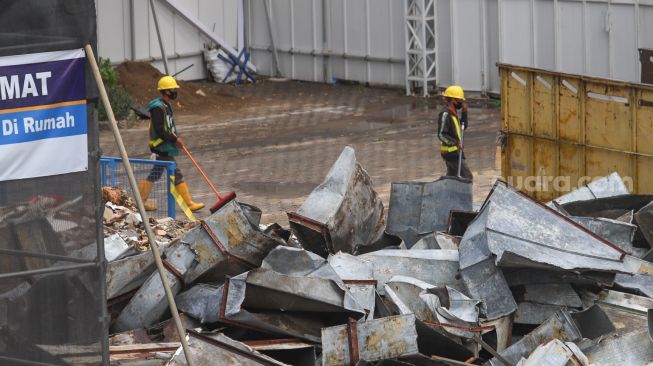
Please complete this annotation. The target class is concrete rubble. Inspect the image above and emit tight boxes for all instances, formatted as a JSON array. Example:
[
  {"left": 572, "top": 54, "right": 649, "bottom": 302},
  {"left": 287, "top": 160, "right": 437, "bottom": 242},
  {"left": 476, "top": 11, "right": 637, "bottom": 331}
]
[{"left": 96, "top": 156, "right": 653, "bottom": 365}]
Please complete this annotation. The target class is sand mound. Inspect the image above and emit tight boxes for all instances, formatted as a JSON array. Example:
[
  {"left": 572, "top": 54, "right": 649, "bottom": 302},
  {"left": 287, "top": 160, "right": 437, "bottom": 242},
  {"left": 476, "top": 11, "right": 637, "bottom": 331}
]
[{"left": 116, "top": 61, "right": 241, "bottom": 114}]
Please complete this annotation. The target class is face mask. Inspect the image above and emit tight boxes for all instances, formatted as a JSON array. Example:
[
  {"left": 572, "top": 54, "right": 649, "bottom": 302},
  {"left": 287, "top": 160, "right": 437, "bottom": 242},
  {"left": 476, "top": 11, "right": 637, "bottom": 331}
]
[
  {"left": 454, "top": 101, "right": 463, "bottom": 110},
  {"left": 167, "top": 91, "right": 178, "bottom": 100}
]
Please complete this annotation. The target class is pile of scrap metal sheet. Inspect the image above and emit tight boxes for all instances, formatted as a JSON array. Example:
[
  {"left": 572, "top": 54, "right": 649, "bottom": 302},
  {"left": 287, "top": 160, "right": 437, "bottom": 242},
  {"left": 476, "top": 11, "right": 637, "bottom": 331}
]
[
  {"left": 288, "top": 146, "right": 385, "bottom": 257},
  {"left": 113, "top": 198, "right": 284, "bottom": 332},
  {"left": 386, "top": 177, "right": 472, "bottom": 247},
  {"left": 103, "top": 160, "right": 653, "bottom": 365}
]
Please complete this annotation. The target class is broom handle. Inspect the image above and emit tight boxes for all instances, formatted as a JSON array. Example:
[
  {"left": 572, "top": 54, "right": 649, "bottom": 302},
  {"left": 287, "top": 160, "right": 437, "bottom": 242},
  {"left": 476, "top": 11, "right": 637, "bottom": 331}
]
[{"left": 179, "top": 142, "right": 222, "bottom": 199}]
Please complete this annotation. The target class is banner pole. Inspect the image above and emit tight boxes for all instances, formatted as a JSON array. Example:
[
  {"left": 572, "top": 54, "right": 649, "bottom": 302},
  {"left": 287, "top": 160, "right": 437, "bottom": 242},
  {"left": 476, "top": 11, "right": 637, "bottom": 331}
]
[{"left": 84, "top": 44, "right": 194, "bottom": 366}]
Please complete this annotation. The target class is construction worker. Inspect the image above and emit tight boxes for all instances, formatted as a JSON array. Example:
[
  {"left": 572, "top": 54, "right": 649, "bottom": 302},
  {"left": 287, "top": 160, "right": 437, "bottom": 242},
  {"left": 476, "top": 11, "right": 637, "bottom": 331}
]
[
  {"left": 437, "top": 85, "right": 473, "bottom": 180},
  {"left": 138, "top": 75, "right": 205, "bottom": 211}
]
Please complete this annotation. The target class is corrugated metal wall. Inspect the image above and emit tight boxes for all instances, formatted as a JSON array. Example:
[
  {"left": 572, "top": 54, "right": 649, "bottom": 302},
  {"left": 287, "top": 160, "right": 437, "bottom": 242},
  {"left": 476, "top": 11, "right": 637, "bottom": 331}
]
[
  {"left": 96, "top": 0, "right": 243, "bottom": 80},
  {"left": 97, "top": 0, "right": 653, "bottom": 92},
  {"left": 247, "top": 0, "right": 653, "bottom": 94},
  {"left": 247, "top": 0, "right": 406, "bottom": 86},
  {"left": 499, "top": 0, "right": 653, "bottom": 85}
]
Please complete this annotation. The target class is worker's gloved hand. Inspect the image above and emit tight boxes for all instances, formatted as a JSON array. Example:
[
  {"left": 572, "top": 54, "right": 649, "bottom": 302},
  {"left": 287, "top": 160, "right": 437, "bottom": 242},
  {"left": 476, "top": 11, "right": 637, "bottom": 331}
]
[{"left": 458, "top": 143, "right": 464, "bottom": 150}]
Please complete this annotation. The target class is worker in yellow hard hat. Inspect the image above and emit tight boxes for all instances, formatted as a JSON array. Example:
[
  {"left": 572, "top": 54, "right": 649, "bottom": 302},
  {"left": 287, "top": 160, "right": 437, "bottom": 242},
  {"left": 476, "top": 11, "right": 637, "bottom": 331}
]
[
  {"left": 138, "top": 75, "right": 205, "bottom": 211},
  {"left": 437, "top": 85, "right": 473, "bottom": 180}
]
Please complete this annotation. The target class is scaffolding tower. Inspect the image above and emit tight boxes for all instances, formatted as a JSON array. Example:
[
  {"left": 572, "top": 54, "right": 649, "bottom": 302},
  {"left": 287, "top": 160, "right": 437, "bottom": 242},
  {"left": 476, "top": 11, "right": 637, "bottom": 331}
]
[{"left": 405, "top": 0, "right": 437, "bottom": 97}]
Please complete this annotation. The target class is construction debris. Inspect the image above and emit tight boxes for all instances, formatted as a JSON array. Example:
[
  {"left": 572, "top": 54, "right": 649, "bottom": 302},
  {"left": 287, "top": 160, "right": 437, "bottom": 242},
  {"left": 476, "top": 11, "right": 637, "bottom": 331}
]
[
  {"left": 288, "top": 146, "right": 385, "bottom": 257},
  {"left": 99, "top": 157, "right": 653, "bottom": 365},
  {"left": 386, "top": 177, "right": 472, "bottom": 247}
]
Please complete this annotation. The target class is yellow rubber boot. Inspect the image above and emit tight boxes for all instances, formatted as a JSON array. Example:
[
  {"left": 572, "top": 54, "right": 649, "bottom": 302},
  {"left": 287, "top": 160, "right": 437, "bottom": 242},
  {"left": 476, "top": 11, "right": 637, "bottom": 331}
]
[
  {"left": 138, "top": 180, "right": 158, "bottom": 211},
  {"left": 176, "top": 182, "right": 205, "bottom": 212}
]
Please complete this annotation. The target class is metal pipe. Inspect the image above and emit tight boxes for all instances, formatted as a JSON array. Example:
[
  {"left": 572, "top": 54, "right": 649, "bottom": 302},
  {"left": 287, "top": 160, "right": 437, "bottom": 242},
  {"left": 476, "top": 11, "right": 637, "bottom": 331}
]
[
  {"left": 248, "top": 45, "right": 404, "bottom": 64},
  {"left": 0, "top": 262, "right": 96, "bottom": 280},
  {"left": 110, "top": 51, "right": 203, "bottom": 67},
  {"left": 150, "top": 0, "right": 170, "bottom": 75},
  {"left": 84, "top": 44, "right": 194, "bottom": 366},
  {"left": 322, "top": 0, "right": 331, "bottom": 83},
  {"left": 263, "top": 0, "right": 281, "bottom": 76},
  {"left": 0, "top": 248, "right": 96, "bottom": 264}
]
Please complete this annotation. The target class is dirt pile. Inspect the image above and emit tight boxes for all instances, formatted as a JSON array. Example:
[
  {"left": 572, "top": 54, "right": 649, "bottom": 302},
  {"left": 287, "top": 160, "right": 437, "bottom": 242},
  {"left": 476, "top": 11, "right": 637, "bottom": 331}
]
[{"left": 115, "top": 61, "right": 244, "bottom": 114}]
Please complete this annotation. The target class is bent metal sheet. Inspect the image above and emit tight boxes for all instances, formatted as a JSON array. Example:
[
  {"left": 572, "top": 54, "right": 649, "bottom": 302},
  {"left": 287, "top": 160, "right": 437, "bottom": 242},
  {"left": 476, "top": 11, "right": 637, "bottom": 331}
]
[{"left": 0, "top": 48, "right": 88, "bottom": 181}]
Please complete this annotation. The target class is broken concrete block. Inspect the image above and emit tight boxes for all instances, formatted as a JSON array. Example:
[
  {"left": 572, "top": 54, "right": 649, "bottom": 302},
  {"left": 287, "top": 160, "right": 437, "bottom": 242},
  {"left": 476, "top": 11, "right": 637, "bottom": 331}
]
[
  {"left": 386, "top": 177, "right": 472, "bottom": 247},
  {"left": 288, "top": 146, "right": 384, "bottom": 257}
]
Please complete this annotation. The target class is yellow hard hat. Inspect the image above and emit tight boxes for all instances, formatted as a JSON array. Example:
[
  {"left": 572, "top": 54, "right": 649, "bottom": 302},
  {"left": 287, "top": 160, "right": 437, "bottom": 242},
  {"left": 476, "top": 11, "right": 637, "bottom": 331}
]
[
  {"left": 157, "top": 75, "right": 180, "bottom": 91},
  {"left": 443, "top": 85, "right": 465, "bottom": 100}
]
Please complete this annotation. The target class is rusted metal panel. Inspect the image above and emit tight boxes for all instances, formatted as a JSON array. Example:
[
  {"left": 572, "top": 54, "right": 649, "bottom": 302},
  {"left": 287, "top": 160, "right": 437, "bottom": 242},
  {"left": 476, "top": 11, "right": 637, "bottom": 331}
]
[
  {"left": 288, "top": 146, "right": 384, "bottom": 257},
  {"left": 506, "top": 70, "right": 531, "bottom": 134},
  {"left": 500, "top": 64, "right": 653, "bottom": 198},
  {"left": 533, "top": 74, "right": 556, "bottom": 138},
  {"left": 321, "top": 314, "right": 473, "bottom": 366}
]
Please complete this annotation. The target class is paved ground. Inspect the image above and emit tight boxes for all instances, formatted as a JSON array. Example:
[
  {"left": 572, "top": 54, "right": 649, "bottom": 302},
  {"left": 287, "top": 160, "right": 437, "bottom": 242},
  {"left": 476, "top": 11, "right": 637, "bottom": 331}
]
[{"left": 100, "top": 80, "right": 501, "bottom": 224}]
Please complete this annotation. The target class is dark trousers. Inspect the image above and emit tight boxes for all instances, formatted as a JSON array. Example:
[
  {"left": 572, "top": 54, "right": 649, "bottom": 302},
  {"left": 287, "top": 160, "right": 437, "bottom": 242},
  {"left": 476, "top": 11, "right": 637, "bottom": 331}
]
[
  {"left": 147, "top": 155, "right": 184, "bottom": 184},
  {"left": 442, "top": 153, "right": 473, "bottom": 180}
]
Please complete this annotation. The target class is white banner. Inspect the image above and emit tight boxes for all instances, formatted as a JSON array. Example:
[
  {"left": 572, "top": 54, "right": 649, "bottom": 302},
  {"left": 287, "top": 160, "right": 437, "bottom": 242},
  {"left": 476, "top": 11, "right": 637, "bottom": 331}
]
[{"left": 0, "top": 48, "right": 88, "bottom": 181}]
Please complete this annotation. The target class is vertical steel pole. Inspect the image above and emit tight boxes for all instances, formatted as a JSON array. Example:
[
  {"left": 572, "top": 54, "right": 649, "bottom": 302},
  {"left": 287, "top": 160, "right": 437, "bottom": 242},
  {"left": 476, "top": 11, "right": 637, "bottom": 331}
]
[
  {"left": 150, "top": 0, "right": 170, "bottom": 75},
  {"left": 263, "top": 0, "right": 282, "bottom": 76},
  {"left": 85, "top": 44, "right": 193, "bottom": 366}
]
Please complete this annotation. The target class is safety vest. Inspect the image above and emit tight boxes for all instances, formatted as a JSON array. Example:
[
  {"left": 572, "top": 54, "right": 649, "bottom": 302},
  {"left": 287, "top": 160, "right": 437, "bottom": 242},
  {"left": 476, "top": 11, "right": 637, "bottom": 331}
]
[
  {"left": 147, "top": 98, "right": 179, "bottom": 156},
  {"left": 440, "top": 114, "right": 462, "bottom": 153}
]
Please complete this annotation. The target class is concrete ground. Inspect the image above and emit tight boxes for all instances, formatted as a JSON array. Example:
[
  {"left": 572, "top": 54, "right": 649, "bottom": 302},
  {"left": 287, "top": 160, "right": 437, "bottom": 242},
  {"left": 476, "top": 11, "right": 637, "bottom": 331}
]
[{"left": 100, "top": 80, "right": 501, "bottom": 224}]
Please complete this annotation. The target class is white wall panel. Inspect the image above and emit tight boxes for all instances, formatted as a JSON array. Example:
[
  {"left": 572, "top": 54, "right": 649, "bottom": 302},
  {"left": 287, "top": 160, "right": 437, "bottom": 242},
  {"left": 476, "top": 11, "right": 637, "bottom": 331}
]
[
  {"left": 248, "top": 0, "right": 405, "bottom": 87},
  {"left": 533, "top": 0, "right": 554, "bottom": 70},
  {"left": 586, "top": 2, "right": 610, "bottom": 77},
  {"left": 97, "top": 0, "right": 243, "bottom": 81},
  {"left": 98, "top": 0, "right": 653, "bottom": 93}
]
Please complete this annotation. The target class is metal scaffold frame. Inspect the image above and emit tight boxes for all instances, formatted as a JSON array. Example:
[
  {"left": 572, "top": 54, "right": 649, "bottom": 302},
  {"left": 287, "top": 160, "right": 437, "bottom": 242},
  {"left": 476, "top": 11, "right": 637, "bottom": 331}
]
[{"left": 404, "top": 0, "right": 437, "bottom": 97}]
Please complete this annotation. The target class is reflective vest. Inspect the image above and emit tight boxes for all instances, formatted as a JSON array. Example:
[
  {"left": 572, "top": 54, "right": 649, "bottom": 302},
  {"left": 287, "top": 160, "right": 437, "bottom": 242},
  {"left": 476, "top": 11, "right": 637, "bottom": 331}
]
[
  {"left": 147, "top": 98, "right": 179, "bottom": 156},
  {"left": 440, "top": 114, "right": 462, "bottom": 153}
]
